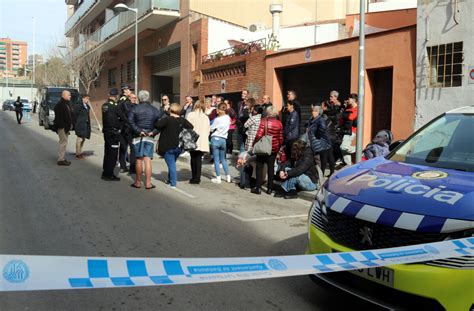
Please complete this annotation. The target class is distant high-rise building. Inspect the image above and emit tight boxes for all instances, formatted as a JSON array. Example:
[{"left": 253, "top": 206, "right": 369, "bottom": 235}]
[
  {"left": 0, "top": 38, "right": 28, "bottom": 78},
  {"left": 28, "top": 54, "right": 44, "bottom": 68}
]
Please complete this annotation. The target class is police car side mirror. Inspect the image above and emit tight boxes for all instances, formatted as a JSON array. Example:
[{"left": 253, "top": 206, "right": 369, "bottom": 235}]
[{"left": 389, "top": 140, "right": 404, "bottom": 151}]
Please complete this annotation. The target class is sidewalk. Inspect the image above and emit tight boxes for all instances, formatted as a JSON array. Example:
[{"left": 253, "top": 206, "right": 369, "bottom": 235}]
[{"left": 176, "top": 153, "right": 318, "bottom": 202}]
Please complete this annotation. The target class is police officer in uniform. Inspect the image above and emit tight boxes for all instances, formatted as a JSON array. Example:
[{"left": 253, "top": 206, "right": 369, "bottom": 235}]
[
  {"left": 118, "top": 83, "right": 134, "bottom": 173},
  {"left": 101, "top": 88, "right": 123, "bottom": 181}
]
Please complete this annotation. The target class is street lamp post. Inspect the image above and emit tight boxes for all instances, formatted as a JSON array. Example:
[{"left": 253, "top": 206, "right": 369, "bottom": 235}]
[
  {"left": 113, "top": 3, "right": 138, "bottom": 92},
  {"left": 355, "top": 0, "right": 366, "bottom": 163},
  {"left": 32, "top": 17, "right": 36, "bottom": 104}
]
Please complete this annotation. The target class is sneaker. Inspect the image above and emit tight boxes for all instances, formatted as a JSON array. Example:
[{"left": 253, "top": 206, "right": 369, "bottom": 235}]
[
  {"left": 57, "top": 160, "right": 71, "bottom": 166},
  {"left": 168, "top": 185, "right": 176, "bottom": 189},
  {"left": 211, "top": 177, "right": 222, "bottom": 184},
  {"left": 225, "top": 175, "right": 231, "bottom": 183}
]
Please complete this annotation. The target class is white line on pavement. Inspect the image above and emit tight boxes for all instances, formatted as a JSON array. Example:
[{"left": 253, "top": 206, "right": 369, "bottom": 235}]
[
  {"left": 171, "top": 186, "right": 196, "bottom": 199},
  {"left": 220, "top": 210, "right": 307, "bottom": 222}
]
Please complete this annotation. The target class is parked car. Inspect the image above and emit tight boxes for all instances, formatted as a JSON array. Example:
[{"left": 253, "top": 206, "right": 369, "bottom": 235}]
[
  {"left": 2, "top": 100, "right": 15, "bottom": 111},
  {"left": 307, "top": 106, "right": 474, "bottom": 310},
  {"left": 20, "top": 99, "right": 31, "bottom": 112},
  {"left": 38, "top": 87, "right": 79, "bottom": 129}
]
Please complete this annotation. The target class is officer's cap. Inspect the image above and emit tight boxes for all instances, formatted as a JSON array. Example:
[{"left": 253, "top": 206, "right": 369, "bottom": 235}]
[
  {"left": 109, "top": 88, "right": 119, "bottom": 96},
  {"left": 121, "top": 83, "right": 130, "bottom": 90}
]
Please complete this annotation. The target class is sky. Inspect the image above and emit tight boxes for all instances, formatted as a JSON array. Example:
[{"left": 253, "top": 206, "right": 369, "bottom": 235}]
[{"left": 0, "top": 0, "right": 67, "bottom": 58}]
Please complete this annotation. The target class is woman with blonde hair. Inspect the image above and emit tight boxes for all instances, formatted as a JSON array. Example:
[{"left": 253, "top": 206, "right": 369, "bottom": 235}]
[{"left": 186, "top": 100, "right": 211, "bottom": 184}]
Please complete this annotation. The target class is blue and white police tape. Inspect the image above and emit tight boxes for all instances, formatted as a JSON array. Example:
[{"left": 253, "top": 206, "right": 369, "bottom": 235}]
[{"left": 1, "top": 237, "right": 473, "bottom": 291}]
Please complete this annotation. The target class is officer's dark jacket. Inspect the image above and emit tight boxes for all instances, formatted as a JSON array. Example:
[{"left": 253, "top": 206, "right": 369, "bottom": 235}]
[
  {"left": 284, "top": 109, "right": 300, "bottom": 142},
  {"left": 102, "top": 99, "right": 123, "bottom": 133},
  {"left": 118, "top": 95, "right": 132, "bottom": 120},
  {"left": 128, "top": 101, "right": 160, "bottom": 137}
]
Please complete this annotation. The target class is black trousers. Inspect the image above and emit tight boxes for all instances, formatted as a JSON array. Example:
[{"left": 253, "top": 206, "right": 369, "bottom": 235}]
[
  {"left": 285, "top": 139, "right": 296, "bottom": 160},
  {"left": 315, "top": 148, "right": 335, "bottom": 177},
  {"left": 256, "top": 153, "right": 277, "bottom": 190},
  {"left": 332, "top": 142, "right": 343, "bottom": 163},
  {"left": 190, "top": 150, "right": 203, "bottom": 182},
  {"left": 102, "top": 134, "right": 119, "bottom": 177},
  {"left": 226, "top": 129, "right": 234, "bottom": 154},
  {"left": 15, "top": 111, "right": 23, "bottom": 124}
]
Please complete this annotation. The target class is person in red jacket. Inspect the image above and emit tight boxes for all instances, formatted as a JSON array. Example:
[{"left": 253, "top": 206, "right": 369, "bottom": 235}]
[
  {"left": 339, "top": 93, "right": 358, "bottom": 165},
  {"left": 251, "top": 106, "right": 284, "bottom": 195}
]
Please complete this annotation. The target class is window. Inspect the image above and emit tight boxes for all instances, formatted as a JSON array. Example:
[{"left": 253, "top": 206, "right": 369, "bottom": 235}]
[
  {"left": 120, "top": 64, "right": 124, "bottom": 84},
  {"left": 108, "top": 68, "right": 117, "bottom": 87},
  {"left": 191, "top": 43, "right": 198, "bottom": 71},
  {"left": 94, "top": 73, "right": 101, "bottom": 88},
  {"left": 427, "top": 42, "right": 463, "bottom": 87},
  {"left": 126, "top": 59, "right": 136, "bottom": 82}
]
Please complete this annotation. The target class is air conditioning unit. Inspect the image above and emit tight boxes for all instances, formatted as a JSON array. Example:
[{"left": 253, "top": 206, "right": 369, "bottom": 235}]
[{"left": 248, "top": 22, "right": 266, "bottom": 32}]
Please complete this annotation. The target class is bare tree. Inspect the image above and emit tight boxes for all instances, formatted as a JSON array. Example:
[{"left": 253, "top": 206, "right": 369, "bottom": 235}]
[{"left": 76, "top": 46, "right": 105, "bottom": 95}]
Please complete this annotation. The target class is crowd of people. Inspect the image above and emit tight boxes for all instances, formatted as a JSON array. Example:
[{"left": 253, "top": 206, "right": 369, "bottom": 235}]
[{"left": 51, "top": 85, "right": 382, "bottom": 199}]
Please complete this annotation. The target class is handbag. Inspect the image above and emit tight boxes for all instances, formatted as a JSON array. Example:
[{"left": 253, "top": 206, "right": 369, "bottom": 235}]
[
  {"left": 252, "top": 120, "right": 273, "bottom": 156},
  {"left": 179, "top": 125, "right": 200, "bottom": 151}
]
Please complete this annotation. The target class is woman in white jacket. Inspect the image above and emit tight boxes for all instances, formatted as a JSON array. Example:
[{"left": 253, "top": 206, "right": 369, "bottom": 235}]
[{"left": 186, "top": 101, "right": 211, "bottom": 184}]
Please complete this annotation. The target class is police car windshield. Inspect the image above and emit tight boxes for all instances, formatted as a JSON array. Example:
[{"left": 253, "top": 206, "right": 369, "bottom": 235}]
[{"left": 389, "top": 114, "right": 474, "bottom": 172}]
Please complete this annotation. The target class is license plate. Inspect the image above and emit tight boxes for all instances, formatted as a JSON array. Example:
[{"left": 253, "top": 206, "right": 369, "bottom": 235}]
[{"left": 349, "top": 267, "right": 394, "bottom": 287}]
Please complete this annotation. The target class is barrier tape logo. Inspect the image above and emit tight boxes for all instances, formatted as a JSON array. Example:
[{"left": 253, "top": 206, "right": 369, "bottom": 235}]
[{"left": 3, "top": 260, "right": 30, "bottom": 283}]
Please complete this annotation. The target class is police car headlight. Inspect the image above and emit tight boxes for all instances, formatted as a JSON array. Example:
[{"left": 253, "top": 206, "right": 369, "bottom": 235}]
[{"left": 308, "top": 186, "right": 328, "bottom": 239}]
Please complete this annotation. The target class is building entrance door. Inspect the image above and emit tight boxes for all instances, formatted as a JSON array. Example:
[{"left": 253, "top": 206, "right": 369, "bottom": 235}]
[{"left": 369, "top": 68, "right": 393, "bottom": 138}]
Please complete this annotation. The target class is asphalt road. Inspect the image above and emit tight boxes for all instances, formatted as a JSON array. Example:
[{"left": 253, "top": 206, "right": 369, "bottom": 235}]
[{"left": 0, "top": 111, "right": 378, "bottom": 311}]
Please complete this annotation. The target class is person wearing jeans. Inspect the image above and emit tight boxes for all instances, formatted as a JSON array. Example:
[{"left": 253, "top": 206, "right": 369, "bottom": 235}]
[
  {"left": 281, "top": 173, "right": 317, "bottom": 193},
  {"left": 155, "top": 103, "right": 193, "bottom": 188},
  {"left": 163, "top": 147, "right": 182, "bottom": 187},
  {"left": 275, "top": 140, "right": 319, "bottom": 199},
  {"left": 210, "top": 102, "right": 231, "bottom": 184}
]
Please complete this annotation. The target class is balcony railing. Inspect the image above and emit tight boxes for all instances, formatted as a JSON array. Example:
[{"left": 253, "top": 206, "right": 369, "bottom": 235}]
[
  {"left": 202, "top": 38, "right": 266, "bottom": 64},
  {"left": 65, "top": 0, "right": 98, "bottom": 34},
  {"left": 74, "top": 0, "right": 179, "bottom": 55}
]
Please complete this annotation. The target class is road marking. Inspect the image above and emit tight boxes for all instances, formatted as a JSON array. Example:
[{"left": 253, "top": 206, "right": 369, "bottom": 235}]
[
  {"left": 221, "top": 210, "right": 307, "bottom": 222},
  {"left": 171, "top": 186, "right": 196, "bottom": 199}
]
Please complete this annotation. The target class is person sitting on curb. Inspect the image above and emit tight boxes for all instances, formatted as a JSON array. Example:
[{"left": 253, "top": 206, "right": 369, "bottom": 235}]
[{"left": 274, "top": 139, "right": 319, "bottom": 199}]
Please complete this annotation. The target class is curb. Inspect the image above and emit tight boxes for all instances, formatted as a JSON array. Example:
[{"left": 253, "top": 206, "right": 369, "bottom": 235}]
[{"left": 176, "top": 155, "right": 315, "bottom": 203}]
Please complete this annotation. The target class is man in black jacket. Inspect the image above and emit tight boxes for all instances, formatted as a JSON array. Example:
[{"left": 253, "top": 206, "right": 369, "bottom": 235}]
[
  {"left": 54, "top": 90, "right": 73, "bottom": 166},
  {"left": 118, "top": 83, "right": 133, "bottom": 173},
  {"left": 283, "top": 101, "right": 300, "bottom": 157},
  {"left": 101, "top": 88, "right": 123, "bottom": 181},
  {"left": 281, "top": 90, "right": 301, "bottom": 127},
  {"left": 14, "top": 96, "right": 24, "bottom": 124}
]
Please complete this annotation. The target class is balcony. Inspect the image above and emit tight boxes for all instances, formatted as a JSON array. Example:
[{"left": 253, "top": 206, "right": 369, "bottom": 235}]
[
  {"left": 74, "top": 0, "right": 180, "bottom": 56},
  {"left": 202, "top": 38, "right": 267, "bottom": 64},
  {"left": 65, "top": 0, "right": 98, "bottom": 35}
]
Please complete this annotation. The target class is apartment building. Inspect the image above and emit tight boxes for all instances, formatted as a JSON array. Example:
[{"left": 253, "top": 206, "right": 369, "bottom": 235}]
[
  {"left": 415, "top": 0, "right": 474, "bottom": 129},
  {"left": 0, "top": 38, "right": 28, "bottom": 78},
  {"left": 64, "top": 0, "right": 391, "bottom": 110}
]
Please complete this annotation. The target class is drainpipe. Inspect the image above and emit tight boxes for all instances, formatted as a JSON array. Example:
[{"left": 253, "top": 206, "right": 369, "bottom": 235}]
[{"left": 269, "top": 3, "right": 283, "bottom": 43}]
